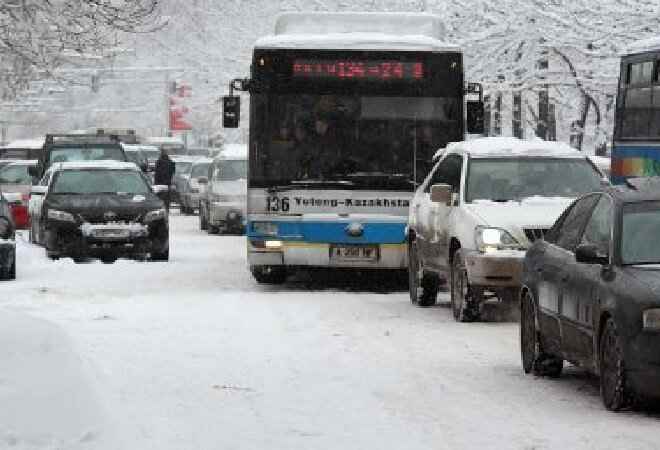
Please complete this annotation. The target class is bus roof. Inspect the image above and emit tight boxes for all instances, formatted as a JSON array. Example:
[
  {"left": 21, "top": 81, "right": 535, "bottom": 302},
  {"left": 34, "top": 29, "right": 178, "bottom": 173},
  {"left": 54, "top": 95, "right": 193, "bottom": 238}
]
[
  {"left": 626, "top": 37, "right": 660, "bottom": 55},
  {"left": 255, "top": 12, "right": 459, "bottom": 52}
]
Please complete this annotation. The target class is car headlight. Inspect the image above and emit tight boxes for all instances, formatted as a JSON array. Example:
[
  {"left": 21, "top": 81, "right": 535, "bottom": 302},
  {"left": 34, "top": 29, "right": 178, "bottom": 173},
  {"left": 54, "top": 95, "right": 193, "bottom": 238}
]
[
  {"left": 0, "top": 217, "right": 11, "bottom": 239},
  {"left": 643, "top": 309, "right": 660, "bottom": 330},
  {"left": 252, "top": 221, "right": 278, "bottom": 237},
  {"left": 47, "top": 209, "right": 76, "bottom": 223},
  {"left": 475, "top": 226, "right": 521, "bottom": 253},
  {"left": 144, "top": 208, "right": 167, "bottom": 222}
]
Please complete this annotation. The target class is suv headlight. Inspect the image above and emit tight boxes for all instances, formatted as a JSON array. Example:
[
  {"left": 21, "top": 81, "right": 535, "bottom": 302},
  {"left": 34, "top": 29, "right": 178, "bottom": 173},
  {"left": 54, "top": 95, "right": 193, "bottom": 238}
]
[
  {"left": 252, "top": 221, "right": 278, "bottom": 236},
  {"left": 47, "top": 209, "right": 76, "bottom": 223},
  {"left": 475, "top": 226, "right": 521, "bottom": 253},
  {"left": 144, "top": 208, "right": 167, "bottom": 222},
  {"left": 643, "top": 309, "right": 660, "bottom": 330}
]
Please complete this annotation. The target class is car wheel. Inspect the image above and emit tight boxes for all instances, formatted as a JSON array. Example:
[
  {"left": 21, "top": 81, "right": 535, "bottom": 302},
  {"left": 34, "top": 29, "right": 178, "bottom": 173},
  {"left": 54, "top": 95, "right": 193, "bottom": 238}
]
[
  {"left": 520, "top": 290, "right": 563, "bottom": 377},
  {"left": 600, "top": 317, "right": 632, "bottom": 411},
  {"left": 208, "top": 225, "right": 219, "bottom": 235},
  {"left": 0, "top": 255, "right": 15, "bottom": 280},
  {"left": 200, "top": 207, "right": 208, "bottom": 231},
  {"left": 408, "top": 240, "right": 439, "bottom": 307},
  {"left": 450, "top": 250, "right": 482, "bottom": 322},
  {"left": 150, "top": 248, "right": 169, "bottom": 262},
  {"left": 30, "top": 220, "right": 37, "bottom": 244},
  {"left": 251, "top": 266, "right": 287, "bottom": 284},
  {"left": 100, "top": 257, "right": 116, "bottom": 264}
]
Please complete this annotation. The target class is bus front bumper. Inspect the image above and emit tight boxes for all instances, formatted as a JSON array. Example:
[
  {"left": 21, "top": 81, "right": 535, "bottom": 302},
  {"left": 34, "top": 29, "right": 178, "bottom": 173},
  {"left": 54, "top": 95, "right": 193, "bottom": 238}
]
[{"left": 247, "top": 240, "right": 407, "bottom": 269}]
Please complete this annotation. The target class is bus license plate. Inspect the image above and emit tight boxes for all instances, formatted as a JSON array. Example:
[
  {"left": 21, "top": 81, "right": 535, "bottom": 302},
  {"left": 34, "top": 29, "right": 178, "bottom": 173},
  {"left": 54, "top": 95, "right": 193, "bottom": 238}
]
[{"left": 330, "top": 245, "right": 378, "bottom": 262}]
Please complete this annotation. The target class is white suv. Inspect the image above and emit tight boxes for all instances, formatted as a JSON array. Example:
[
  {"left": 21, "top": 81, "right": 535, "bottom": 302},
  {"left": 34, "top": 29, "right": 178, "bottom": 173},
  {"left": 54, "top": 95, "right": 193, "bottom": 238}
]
[{"left": 407, "top": 137, "right": 606, "bottom": 321}]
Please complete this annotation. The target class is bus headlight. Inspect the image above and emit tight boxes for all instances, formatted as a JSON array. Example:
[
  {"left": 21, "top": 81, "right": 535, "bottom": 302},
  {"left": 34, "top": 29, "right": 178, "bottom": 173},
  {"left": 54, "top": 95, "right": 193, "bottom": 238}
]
[
  {"left": 475, "top": 226, "right": 520, "bottom": 253},
  {"left": 252, "top": 221, "right": 278, "bottom": 237}
]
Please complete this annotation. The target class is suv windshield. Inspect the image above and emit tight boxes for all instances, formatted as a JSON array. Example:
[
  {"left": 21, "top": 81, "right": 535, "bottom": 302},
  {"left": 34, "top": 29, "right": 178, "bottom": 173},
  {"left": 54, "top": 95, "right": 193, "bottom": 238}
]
[
  {"left": 465, "top": 158, "right": 603, "bottom": 202},
  {"left": 51, "top": 169, "right": 150, "bottom": 195},
  {"left": 622, "top": 201, "right": 660, "bottom": 265},
  {"left": 217, "top": 160, "right": 247, "bottom": 181},
  {"left": 48, "top": 146, "right": 125, "bottom": 164}
]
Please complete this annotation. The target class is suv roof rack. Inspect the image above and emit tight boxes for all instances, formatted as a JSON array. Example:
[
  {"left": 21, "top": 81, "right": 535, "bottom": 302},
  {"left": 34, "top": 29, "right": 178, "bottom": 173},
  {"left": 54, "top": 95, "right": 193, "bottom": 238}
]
[{"left": 45, "top": 133, "right": 120, "bottom": 145}]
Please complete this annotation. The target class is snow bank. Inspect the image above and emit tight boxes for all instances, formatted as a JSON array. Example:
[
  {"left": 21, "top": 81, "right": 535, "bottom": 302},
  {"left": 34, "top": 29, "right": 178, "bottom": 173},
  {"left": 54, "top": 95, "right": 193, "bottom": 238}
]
[
  {"left": 0, "top": 309, "right": 112, "bottom": 450},
  {"left": 257, "top": 12, "right": 458, "bottom": 52}
]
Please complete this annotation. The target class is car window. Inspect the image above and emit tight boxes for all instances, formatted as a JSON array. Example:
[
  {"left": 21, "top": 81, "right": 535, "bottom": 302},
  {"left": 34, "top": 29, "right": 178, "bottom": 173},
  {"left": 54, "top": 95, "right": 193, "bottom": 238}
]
[
  {"left": 0, "top": 164, "right": 31, "bottom": 184},
  {"left": 216, "top": 160, "right": 247, "bottom": 181},
  {"left": 555, "top": 195, "right": 599, "bottom": 251},
  {"left": 425, "top": 154, "right": 463, "bottom": 193},
  {"left": 580, "top": 195, "right": 613, "bottom": 257}
]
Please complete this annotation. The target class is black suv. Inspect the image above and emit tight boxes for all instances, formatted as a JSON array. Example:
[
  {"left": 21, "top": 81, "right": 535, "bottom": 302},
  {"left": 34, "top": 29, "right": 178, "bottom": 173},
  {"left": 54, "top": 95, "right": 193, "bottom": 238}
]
[
  {"left": 0, "top": 189, "right": 16, "bottom": 279},
  {"left": 31, "top": 133, "right": 128, "bottom": 180},
  {"left": 42, "top": 162, "right": 169, "bottom": 263}
]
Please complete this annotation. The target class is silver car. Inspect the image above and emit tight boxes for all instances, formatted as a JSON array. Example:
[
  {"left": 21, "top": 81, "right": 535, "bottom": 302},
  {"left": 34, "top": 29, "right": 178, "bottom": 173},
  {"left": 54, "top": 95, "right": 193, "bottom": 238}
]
[
  {"left": 199, "top": 151, "right": 247, "bottom": 234},
  {"left": 179, "top": 158, "right": 212, "bottom": 215}
]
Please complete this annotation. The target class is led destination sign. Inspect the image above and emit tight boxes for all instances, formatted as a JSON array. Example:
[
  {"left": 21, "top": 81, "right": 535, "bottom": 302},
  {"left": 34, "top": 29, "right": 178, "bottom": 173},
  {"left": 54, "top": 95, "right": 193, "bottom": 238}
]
[{"left": 292, "top": 59, "right": 424, "bottom": 81}]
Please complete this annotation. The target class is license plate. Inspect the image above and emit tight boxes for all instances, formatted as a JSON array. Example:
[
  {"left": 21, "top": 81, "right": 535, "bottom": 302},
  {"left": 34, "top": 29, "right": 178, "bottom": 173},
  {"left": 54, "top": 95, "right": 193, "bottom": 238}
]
[
  {"left": 93, "top": 229, "right": 130, "bottom": 239},
  {"left": 329, "top": 245, "right": 379, "bottom": 262}
]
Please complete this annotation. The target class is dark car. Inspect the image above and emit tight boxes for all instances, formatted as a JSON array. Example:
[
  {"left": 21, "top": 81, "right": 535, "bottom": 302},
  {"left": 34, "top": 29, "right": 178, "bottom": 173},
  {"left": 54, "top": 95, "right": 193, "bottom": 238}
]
[
  {"left": 31, "top": 133, "right": 128, "bottom": 179},
  {"left": 41, "top": 162, "right": 169, "bottom": 263},
  {"left": 0, "top": 189, "right": 16, "bottom": 280},
  {"left": 521, "top": 183, "right": 660, "bottom": 410}
]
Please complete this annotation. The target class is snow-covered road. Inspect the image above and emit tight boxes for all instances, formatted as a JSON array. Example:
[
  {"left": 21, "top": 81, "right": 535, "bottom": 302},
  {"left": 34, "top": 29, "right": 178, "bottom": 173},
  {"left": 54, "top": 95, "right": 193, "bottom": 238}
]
[{"left": 2, "top": 213, "right": 660, "bottom": 450}]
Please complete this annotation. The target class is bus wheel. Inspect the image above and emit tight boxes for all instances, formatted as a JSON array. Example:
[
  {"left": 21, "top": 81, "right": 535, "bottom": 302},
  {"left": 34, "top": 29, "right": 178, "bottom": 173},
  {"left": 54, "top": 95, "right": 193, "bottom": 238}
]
[{"left": 251, "top": 266, "right": 287, "bottom": 285}]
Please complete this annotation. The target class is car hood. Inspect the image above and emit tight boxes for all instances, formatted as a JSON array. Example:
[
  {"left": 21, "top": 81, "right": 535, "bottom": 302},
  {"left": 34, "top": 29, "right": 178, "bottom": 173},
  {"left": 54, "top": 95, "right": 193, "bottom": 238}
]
[
  {"left": 463, "top": 197, "right": 574, "bottom": 244},
  {"left": 45, "top": 193, "right": 163, "bottom": 222},
  {"left": 0, "top": 184, "right": 30, "bottom": 198}
]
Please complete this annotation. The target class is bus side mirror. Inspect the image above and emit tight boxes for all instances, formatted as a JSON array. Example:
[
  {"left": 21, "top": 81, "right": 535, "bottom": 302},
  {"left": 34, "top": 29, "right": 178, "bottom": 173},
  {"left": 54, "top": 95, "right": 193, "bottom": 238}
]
[
  {"left": 467, "top": 101, "right": 485, "bottom": 134},
  {"left": 223, "top": 96, "right": 240, "bottom": 128}
]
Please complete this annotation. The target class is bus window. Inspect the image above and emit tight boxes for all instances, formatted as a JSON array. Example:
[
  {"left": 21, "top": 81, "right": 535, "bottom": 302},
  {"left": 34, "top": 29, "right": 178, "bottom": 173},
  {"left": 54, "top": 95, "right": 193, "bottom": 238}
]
[{"left": 628, "top": 61, "right": 654, "bottom": 85}]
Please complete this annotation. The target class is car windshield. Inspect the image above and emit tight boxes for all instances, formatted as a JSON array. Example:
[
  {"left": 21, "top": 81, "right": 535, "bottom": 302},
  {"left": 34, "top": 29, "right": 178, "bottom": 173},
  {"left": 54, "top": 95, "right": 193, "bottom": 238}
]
[
  {"left": 217, "top": 160, "right": 247, "bottom": 181},
  {"left": 175, "top": 162, "right": 193, "bottom": 175},
  {"left": 0, "top": 164, "right": 32, "bottom": 185},
  {"left": 191, "top": 163, "right": 210, "bottom": 178},
  {"left": 621, "top": 201, "right": 660, "bottom": 264},
  {"left": 465, "top": 158, "right": 603, "bottom": 202},
  {"left": 51, "top": 169, "right": 150, "bottom": 195},
  {"left": 49, "top": 146, "right": 125, "bottom": 164}
]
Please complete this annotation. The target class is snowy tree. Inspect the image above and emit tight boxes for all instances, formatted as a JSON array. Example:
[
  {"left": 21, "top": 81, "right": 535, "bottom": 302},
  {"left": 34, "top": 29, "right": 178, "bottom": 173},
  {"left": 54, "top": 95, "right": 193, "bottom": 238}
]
[{"left": 0, "top": 0, "right": 161, "bottom": 100}]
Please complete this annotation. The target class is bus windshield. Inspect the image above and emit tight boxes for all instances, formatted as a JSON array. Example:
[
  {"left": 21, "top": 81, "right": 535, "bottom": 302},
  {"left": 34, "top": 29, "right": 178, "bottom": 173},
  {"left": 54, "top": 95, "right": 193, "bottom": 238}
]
[{"left": 253, "top": 94, "right": 460, "bottom": 190}]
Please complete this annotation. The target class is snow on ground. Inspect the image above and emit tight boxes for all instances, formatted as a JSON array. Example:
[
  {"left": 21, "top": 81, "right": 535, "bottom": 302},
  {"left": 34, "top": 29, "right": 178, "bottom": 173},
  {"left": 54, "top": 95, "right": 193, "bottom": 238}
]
[{"left": 2, "top": 212, "right": 660, "bottom": 449}]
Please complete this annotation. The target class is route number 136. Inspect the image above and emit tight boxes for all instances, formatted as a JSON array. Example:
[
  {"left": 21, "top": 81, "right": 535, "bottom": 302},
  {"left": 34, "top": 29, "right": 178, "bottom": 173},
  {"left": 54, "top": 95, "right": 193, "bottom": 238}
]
[{"left": 267, "top": 196, "right": 290, "bottom": 212}]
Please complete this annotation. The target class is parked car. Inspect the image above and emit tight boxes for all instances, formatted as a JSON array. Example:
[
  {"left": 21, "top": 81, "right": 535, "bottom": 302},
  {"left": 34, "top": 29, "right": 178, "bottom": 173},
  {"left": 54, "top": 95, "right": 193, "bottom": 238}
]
[
  {"left": 0, "top": 160, "right": 37, "bottom": 229},
  {"left": 144, "top": 136, "right": 185, "bottom": 156},
  {"left": 521, "top": 181, "right": 660, "bottom": 410},
  {"left": 199, "top": 146, "right": 247, "bottom": 234},
  {"left": 0, "top": 138, "right": 44, "bottom": 161},
  {"left": 407, "top": 137, "right": 605, "bottom": 320},
  {"left": 122, "top": 144, "right": 150, "bottom": 172},
  {"left": 179, "top": 158, "right": 212, "bottom": 214},
  {"left": 0, "top": 189, "right": 16, "bottom": 280},
  {"left": 170, "top": 155, "right": 199, "bottom": 205},
  {"left": 31, "top": 133, "right": 128, "bottom": 180},
  {"left": 31, "top": 161, "right": 169, "bottom": 263}
]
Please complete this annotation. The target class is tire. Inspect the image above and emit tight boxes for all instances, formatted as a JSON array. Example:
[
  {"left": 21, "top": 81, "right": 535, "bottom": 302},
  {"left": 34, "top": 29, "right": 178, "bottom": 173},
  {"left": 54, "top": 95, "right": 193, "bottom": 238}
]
[
  {"left": 100, "top": 257, "right": 116, "bottom": 264},
  {"left": 520, "top": 289, "right": 563, "bottom": 377},
  {"left": 450, "top": 250, "right": 482, "bottom": 322},
  {"left": 30, "top": 220, "right": 37, "bottom": 244},
  {"left": 600, "top": 317, "right": 632, "bottom": 411},
  {"left": 150, "top": 248, "right": 169, "bottom": 262},
  {"left": 251, "top": 266, "right": 287, "bottom": 284},
  {"left": 208, "top": 225, "right": 219, "bottom": 235},
  {"left": 408, "top": 240, "right": 439, "bottom": 307},
  {"left": 200, "top": 205, "right": 208, "bottom": 231},
  {"left": 0, "top": 256, "right": 15, "bottom": 280}
]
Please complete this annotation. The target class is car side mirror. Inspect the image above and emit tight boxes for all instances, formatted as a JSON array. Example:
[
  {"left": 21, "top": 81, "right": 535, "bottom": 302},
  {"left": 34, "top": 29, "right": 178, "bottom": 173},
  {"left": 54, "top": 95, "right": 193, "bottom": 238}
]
[
  {"left": 30, "top": 186, "right": 47, "bottom": 196},
  {"left": 197, "top": 176, "right": 208, "bottom": 184},
  {"left": 152, "top": 185, "right": 169, "bottom": 194},
  {"left": 430, "top": 183, "right": 453, "bottom": 206},
  {"left": 575, "top": 244, "right": 609, "bottom": 265}
]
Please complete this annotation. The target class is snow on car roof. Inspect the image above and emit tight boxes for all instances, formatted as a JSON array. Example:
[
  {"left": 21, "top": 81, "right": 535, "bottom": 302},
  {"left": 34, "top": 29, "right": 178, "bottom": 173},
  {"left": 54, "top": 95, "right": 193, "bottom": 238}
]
[
  {"left": 144, "top": 136, "right": 184, "bottom": 145},
  {"left": 626, "top": 37, "right": 660, "bottom": 55},
  {"left": 217, "top": 143, "right": 247, "bottom": 160},
  {"left": 51, "top": 161, "right": 140, "bottom": 171},
  {"left": 170, "top": 155, "right": 203, "bottom": 163},
  {"left": 122, "top": 144, "right": 158, "bottom": 151},
  {"left": 3, "top": 160, "right": 37, "bottom": 166},
  {"left": 256, "top": 12, "right": 459, "bottom": 52},
  {"left": 2, "top": 138, "right": 44, "bottom": 149},
  {"left": 448, "top": 137, "right": 583, "bottom": 159}
]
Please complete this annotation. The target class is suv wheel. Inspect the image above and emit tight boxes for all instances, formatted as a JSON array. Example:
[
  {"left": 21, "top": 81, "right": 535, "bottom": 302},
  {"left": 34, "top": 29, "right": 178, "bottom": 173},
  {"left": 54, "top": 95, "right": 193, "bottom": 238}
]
[
  {"left": 251, "top": 266, "right": 287, "bottom": 284},
  {"left": 200, "top": 206, "right": 208, "bottom": 230},
  {"left": 450, "top": 250, "right": 482, "bottom": 322},
  {"left": 408, "top": 240, "right": 439, "bottom": 307}
]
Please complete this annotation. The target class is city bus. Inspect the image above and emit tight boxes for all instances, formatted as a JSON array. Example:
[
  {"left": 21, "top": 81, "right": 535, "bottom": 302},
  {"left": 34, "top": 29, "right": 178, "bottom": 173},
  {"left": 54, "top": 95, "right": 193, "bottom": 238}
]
[
  {"left": 224, "top": 12, "right": 482, "bottom": 284},
  {"left": 612, "top": 38, "right": 660, "bottom": 183}
]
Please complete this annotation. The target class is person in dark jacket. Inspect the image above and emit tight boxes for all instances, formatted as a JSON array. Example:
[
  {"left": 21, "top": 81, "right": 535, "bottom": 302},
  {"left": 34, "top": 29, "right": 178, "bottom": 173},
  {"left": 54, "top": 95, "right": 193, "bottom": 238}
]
[{"left": 154, "top": 148, "right": 176, "bottom": 212}]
